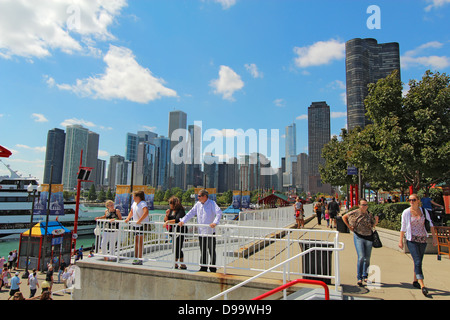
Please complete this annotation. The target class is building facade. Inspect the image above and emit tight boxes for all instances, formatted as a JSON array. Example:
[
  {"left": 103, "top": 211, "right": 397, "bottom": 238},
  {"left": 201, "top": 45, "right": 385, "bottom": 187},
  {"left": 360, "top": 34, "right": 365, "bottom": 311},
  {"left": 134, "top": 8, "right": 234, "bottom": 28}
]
[
  {"left": 308, "top": 102, "right": 332, "bottom": 195},
  {"left": 43, "top": 128, "right": 65, "bottom": 184},
  {"left": 346, "top": 38, "right": 400, "bottom": 131}
]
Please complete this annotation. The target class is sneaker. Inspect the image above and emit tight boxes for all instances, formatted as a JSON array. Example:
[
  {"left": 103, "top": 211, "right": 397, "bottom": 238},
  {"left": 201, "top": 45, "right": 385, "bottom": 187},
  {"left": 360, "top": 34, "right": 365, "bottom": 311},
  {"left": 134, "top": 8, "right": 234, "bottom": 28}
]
[{"left": 132, "top": 259, "right": 143, "bottom": 265}]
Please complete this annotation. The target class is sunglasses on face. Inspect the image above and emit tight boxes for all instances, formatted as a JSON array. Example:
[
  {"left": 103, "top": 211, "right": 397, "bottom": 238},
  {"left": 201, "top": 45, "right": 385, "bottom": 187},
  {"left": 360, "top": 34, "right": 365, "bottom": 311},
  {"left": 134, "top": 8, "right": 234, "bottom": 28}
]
[
  {"left": 360, "top": 204, "right": 368, "bottom": 206},
  {"left": 408, "top": 199, "right": 417, "bottom": 202}
]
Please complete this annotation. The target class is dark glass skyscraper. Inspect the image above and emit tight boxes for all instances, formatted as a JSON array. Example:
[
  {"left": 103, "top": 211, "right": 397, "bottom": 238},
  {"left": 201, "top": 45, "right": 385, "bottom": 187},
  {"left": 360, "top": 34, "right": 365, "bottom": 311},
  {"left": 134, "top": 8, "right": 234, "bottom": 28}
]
[
  {"left": 346, "top": 38, "right": 400, "bottom": 131},
  {"left": 43, "top": 128, "right": 65, "bottom": 184},
  {"left": 308, "top": 101, "right": 332, "bottom": 195}
]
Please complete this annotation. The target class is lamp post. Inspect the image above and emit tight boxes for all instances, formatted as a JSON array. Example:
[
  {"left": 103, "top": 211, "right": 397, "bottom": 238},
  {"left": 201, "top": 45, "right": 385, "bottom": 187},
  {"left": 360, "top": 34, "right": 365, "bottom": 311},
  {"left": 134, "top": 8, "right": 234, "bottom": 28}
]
[{"left": 23, "top": 183, "right": 42, "bottom": 279}]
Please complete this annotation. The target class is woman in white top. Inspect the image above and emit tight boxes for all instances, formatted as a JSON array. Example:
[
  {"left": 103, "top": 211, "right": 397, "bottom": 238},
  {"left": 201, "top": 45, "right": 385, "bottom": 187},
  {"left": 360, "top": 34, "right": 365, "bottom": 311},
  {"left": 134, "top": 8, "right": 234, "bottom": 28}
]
[
  {"left": 125, "top": 190, "right": 149, "bottom": 265},
  {"left": 294, "top": 198, "right": 304, "bottom": 228},
  {"left": 399, "top": 194, "right": 434, "bottom": 297}
]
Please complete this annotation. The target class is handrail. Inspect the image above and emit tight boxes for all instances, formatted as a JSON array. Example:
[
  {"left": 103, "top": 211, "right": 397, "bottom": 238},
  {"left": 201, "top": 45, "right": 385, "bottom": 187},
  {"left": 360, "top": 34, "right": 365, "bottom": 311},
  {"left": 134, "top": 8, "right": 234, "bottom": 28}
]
[
  {"left": 208, "top": 242, "right": 344, "bottom": 300},
  {"left": 252, "top": 279, "right": 330, "bottom": 300}
]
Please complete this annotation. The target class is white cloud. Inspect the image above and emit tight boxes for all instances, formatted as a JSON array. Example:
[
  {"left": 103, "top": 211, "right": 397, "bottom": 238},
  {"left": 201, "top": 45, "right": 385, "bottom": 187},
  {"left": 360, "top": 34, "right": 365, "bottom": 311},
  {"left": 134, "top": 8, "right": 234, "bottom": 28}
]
[
  {"left": 61, "top": 118, "right": 96, "bottom": 128},
  {"left": 273, "top": 99, "right": 285, "bottom": 107},
  {"left": 31, "top": 113, "right": 49, "bottom": 123},
  {"left": 15, "top": 144, "right": 46, "bottom": 153},
  {"left": 425, "top": 0, "right": 450, "bottom": 11},
  {"left": 210, "top": 65, "right": 244, "bottom": 101},
  {"left": 54, "top": 45, "right": 178, "bottom": 103},
  {"left": 245, "top": 63, "right": 263, "bottom": 78},
  {"left": 331, "top": 112, "right": 347, "bottom": 119},
  {"left": 402, "top": 41, "right": 450, "bottom": 70},
  {"left": 209, "top": 0, "right": 237, "bottom": 9},
  {"left": 296, "top": 114, "right": 308, "bottom": 120},
  {"left": 98, "top": 150, "right": 110, "bottom": 158},
  {"left": 210, "top": 129, "right": 244, "bottom": 138},
  {"left": 0, "top": 0, "right": 127, "bottom": 59},
  {"left": 294, "top": 39, "right": 345, "bottom": 68}
]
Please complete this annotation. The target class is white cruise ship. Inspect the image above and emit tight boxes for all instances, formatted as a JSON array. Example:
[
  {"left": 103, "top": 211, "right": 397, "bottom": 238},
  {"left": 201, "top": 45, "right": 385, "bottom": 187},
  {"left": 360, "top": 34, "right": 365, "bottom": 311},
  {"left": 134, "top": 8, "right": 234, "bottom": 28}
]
[{"left": 0, "top": 160, "right": 97, "bottom": 240}]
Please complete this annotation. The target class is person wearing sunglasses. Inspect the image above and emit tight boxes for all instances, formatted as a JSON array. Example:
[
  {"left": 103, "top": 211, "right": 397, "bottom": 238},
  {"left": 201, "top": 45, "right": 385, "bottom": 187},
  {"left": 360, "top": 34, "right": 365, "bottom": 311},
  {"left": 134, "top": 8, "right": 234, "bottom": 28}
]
[
  {"left": 343, "top": 198, "right": 378, "bottom": 287},
  {"left": 179, "top": 189, "right": 222, "bottom": 272},
  {"left": 399, "top": 194, "right": 434, "bottom": 297}
]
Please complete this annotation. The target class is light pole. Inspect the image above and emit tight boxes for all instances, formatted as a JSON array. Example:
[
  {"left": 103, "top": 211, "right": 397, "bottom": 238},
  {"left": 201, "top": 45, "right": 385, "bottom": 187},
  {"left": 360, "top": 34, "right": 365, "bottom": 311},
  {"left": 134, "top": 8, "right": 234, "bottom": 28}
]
[{"left": 23, "top": 183, "right": 42, "bottom": 279}]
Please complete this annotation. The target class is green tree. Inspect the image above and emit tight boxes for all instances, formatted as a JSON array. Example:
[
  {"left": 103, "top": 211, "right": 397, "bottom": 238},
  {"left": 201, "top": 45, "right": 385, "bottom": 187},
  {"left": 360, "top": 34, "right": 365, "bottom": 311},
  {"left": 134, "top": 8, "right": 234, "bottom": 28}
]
[
  {"left": 97, "top": 189, "right": 106, "bottom": 202},
  {"left": 106, "top": 188, "right": 114, "bottom": 201},
  {"left": 163, "top": 189, "right": 173, "bottom": 202},
  {"left": 363, "top": 70, "right": 450, "bottom": 192},
  {"left": 88, "top": 184, "right": 97, "bottom": 201},
  {"left": 155, "top": 189, "right": 164, "bottom": 204}
]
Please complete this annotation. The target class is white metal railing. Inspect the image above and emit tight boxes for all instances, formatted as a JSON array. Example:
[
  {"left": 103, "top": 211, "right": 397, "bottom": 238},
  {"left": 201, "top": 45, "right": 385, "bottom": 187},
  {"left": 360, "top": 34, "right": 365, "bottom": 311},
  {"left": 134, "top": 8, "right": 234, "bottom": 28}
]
[{"left": 93, "top": 205, "right": 343, "bottom": 297}]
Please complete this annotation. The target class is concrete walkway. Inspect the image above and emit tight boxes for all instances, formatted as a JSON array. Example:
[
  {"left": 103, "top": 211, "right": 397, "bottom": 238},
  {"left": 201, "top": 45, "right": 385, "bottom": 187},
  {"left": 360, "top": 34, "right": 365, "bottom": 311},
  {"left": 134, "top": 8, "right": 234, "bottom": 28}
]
[
  {"left": 304, "top": 216, "right": 450, "bottom": 300},
  {"left": 3, "top": 212, "right": 449, "bottom": 300}
]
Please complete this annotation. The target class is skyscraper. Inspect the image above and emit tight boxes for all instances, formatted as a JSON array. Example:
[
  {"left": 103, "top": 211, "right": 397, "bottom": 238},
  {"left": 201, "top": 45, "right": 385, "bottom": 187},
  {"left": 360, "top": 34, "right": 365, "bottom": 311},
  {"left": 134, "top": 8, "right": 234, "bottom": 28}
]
[
  {"left": 43, "top": 128, "right": 65, "bottom": 184},
  {"left": 168, "top": 110, "right": 187, "bottom": 189},
  {"left": 62, "top": 125, "right": 100, "bottom": 190},
  {"left": 284, "top": 123, "right": 296, "bottom": 188},
  {"left": 346, "top": 38, "right": 401, "bottom": 131},
  {"left": 308, "top": 102, "right": 332, "bottom": 195}
]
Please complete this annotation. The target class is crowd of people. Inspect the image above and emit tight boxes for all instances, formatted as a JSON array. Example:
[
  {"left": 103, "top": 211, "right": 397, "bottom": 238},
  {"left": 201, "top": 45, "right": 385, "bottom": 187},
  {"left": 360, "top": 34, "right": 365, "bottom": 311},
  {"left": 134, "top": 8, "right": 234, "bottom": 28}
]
[{"left": 1, "top": 256, "right": 74, "bottom": 300}]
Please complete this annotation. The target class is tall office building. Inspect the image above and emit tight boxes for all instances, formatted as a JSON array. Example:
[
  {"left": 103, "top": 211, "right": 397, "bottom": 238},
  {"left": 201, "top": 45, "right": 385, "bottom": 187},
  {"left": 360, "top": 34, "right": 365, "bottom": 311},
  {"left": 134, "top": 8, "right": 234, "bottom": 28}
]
[
  {"left": 295, "top": 153, "right": 309, "bottom": 192},
  {"left": 346, "top": 38, "right": 400, "bottom": 130},
  {"left": 43, "top": 128, "right": 65, "bottom": 184},
  {"left": 308, "top": 102, "right": 332, "bottom": 195},
  {"left": 125, "top": 131, "right": 158, "bottom": 162},
  {"left": 185, "top": 124, "right": 202, "bottom": 189},
  {"left": 154, "top": 136, "right": 171, "bottom": 190},
  {"left": 168, "top": 110, "right": 187, "bottom": 189},
  {"left": 62, "top": 125, "right": 99, "bottom": 190},
  {"left": 108, "top": 155, "right": 125, "bottom": 190},
  {"left": 283, "top": 123, "right": 296, "bottom": 187}
]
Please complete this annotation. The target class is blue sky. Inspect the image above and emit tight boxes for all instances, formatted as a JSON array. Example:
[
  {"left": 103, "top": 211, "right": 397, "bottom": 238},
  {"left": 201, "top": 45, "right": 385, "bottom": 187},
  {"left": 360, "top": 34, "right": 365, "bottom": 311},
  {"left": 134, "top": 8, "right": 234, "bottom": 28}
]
[{"left": 0, "top": 0, "right": 449, "bottom": 182}]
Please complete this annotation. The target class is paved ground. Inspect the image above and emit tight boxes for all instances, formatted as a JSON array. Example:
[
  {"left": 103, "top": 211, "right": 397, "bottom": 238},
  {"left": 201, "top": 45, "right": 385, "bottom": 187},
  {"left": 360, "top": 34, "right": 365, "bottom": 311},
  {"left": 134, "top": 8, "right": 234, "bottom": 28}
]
[{"left": 2, "top": 210, "right": 449, "bottom": 300}]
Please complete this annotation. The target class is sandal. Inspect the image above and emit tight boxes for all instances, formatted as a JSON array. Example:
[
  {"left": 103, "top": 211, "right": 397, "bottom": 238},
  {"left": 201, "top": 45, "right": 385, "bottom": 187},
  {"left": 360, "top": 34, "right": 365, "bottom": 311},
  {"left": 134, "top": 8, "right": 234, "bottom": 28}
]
[
  {"left": 357, "top": 280, "right": 364, "bottom": 287},
  {"left": 422, "top": 287, "right": 429, "bottom": 297},
  {"left": 180, "top": 264, "right": 187, "bottom": 270},
  {"left": 412, "top": 281, "right": 420, "bottom": 289}
]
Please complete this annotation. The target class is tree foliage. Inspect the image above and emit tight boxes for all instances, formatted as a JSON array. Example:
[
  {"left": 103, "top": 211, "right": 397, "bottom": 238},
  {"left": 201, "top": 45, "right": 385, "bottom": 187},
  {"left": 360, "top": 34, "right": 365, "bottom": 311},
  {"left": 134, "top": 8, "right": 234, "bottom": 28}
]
[{"left": 320, "top": 70, "right": 450, "bottom": 192}]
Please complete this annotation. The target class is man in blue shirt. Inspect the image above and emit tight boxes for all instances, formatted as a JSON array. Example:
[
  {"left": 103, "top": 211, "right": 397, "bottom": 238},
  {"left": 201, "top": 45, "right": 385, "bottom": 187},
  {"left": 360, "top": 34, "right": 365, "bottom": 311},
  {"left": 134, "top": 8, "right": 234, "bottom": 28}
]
[
  {"left": 8, "top": 272, "right": 21, "bottom": 300},
  {"left": 179, "top": 189, "right": 222, "bottom": 272}
]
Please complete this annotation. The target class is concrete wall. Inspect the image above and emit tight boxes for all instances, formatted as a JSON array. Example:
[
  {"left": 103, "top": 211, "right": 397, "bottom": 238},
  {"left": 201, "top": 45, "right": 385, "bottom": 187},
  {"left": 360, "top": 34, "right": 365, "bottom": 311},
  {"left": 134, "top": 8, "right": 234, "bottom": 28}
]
[
  {"left": 73, "top": 260, "right": 297, "bottom": 300},
  {"left": 377, "top": 227, "right": 437, "bottom": 254}
]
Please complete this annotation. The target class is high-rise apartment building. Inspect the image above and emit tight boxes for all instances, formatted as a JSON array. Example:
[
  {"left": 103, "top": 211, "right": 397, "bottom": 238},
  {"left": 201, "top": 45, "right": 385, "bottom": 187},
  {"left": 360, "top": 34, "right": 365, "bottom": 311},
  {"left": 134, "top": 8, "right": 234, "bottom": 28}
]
[
  {"left": 62, "top": 125, "right": 99, "bottom": 190},
  {"left": 43, "top": 128, "right": 65, "bottom": 184},
  {"left": 284, "top": 123, "right": 296, "bottom": 188},
  {"left": 346, "top": 38, "right": 400, "bottom": 130},
  {"left": 308, "top": 102, "right": 332, "bottom": 195},
  {"left": 168, "top": 110, "right": 187, "bottom": 189}
]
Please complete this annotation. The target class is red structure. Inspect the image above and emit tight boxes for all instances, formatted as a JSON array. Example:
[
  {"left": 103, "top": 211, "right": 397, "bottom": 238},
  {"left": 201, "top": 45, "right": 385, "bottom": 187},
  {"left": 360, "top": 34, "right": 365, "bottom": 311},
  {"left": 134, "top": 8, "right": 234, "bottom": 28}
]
[
  {"left": 0, "top": 145, "right": 12, "bottom": 158},
  {"left": 258, "top": 193, "right": 291, "bottom": 208}
]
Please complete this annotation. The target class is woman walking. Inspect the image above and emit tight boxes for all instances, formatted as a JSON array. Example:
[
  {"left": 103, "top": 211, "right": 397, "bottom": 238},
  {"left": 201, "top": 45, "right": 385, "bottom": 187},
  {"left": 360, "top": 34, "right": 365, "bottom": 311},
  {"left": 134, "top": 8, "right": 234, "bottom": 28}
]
[
  {"left": 163, "top": 196, "right": 187, "bottom": 269},
  {"left": 398, "top": 194, "right": 434, "bottom": 297},
  {"left": 343, "top": 199, "right": 378, "bottom": 287}
]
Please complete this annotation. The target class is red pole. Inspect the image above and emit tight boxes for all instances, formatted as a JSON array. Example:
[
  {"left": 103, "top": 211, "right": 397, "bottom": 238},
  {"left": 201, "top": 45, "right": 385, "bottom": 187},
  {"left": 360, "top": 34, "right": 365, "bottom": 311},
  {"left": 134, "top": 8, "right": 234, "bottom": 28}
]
[{"left": 72, "top": 150, "right": 83, "bottom": 257}]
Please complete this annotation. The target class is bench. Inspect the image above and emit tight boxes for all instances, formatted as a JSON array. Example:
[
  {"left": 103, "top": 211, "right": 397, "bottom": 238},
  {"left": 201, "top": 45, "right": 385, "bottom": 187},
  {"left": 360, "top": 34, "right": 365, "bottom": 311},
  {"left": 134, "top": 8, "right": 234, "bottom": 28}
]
[{"left": 432, "top": 226, "right": 450, "bottom": 258}]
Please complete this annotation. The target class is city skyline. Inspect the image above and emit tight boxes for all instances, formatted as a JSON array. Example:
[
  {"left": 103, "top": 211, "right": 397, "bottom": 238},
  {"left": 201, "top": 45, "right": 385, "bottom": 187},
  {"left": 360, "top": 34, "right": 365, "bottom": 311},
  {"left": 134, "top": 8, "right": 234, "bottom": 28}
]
[{"left": 1, "top": 0, "right": 449, "bottom": 181}]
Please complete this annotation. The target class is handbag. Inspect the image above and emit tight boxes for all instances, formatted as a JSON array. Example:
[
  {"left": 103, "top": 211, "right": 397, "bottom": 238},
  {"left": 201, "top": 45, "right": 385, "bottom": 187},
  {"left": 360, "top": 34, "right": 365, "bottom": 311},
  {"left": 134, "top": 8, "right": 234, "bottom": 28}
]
[{"left": 372, "top": 229, "right": 382, "bottom": 248}]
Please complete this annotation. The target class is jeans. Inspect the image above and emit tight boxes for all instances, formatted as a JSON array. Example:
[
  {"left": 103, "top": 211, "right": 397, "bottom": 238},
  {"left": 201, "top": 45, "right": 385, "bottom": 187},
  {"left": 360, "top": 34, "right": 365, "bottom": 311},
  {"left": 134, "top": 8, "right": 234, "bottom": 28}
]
[
  {"left": 406, "top": 241, "right": 427, "bottom": 280},
  {"left": 353, "top": 233, "right": 373, "bottom": 281}
]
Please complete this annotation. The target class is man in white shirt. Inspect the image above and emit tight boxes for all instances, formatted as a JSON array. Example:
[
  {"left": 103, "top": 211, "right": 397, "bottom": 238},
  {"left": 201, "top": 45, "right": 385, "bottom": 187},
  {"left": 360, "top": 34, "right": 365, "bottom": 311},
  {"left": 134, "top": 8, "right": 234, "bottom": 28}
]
[{"left": 179, "top": 189, "right": 222, "bottom": 272}]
